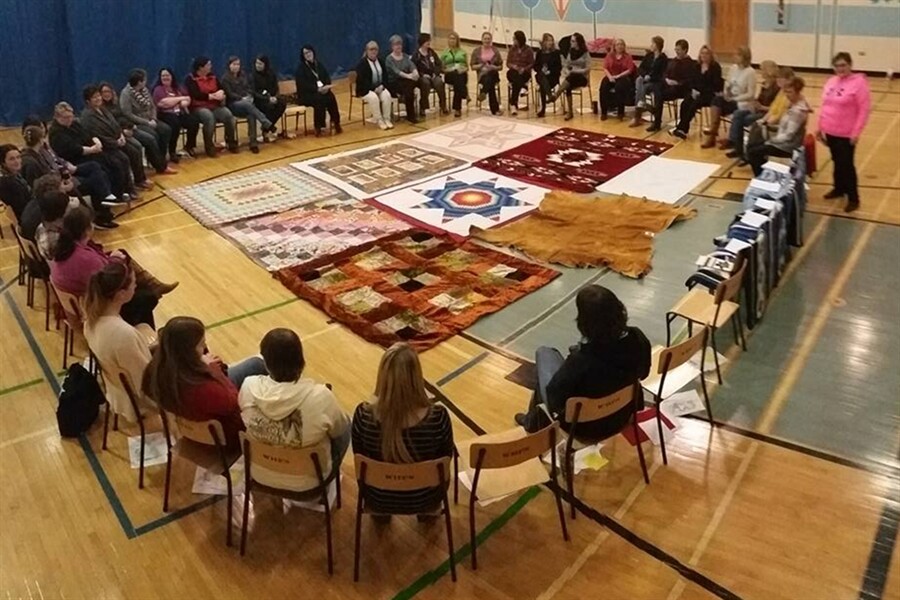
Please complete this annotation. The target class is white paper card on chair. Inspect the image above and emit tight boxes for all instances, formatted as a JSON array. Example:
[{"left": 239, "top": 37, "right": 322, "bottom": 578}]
[
  {"left": 456, "top": 471, "right": 515, "bottom": 507},
  {"left": 456, "top": 427, "right": 550, "bottom": 506},
  {"left": 128, "top": 432, "right": 168, "bottom": 469},
  {"left": 283, "top": 476, "right": 340, "bottom": 513},
  {"left": 541, "top": 443, "right": 609, "bottom": 475},
  {"left": 762, "top": 161, "right": 791, "bottom": 174},
  {"left": 664, "top": 390, "right": 706, "bottom": 417},
  {"left": 740, "top": 211, "right": 770, "bottom": 228},
  {"left": 192, "top": 457, "right": 245, "bottom": 496},
  {"left": 642, "top": 347, "right": 702, "bottom": 399},
  {"left": 754, "top": 198, "right": 777, "bottom": 211},
  {"left": 749, "top": 178, "right": 781, "bottom": 193}
]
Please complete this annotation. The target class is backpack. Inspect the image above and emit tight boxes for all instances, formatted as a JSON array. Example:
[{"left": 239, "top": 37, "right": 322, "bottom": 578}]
[{"left": 56, "top": 364, "right": 105, "bottom": 437}]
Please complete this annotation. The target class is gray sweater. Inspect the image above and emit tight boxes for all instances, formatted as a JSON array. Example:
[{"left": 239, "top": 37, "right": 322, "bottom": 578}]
[
  {"left": 769, "top": 98, "right": 810, "bottom": 152},
  {"left": 562, "top": 51, "right": 589, "bottom": 75},
  {"left": 119, "top": 85, "right": 156, "bottom": 126},
  {"left": 385, "top": 53, "right": 416, "bottom": 83}
]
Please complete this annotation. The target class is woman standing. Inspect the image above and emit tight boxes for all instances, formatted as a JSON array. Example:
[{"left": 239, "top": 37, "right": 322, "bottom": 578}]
[
  {"left": 151, "top": 68, "right": 200, "bottom": 159},
  {"left": 385, "top": 35, "right": 420, "bottom": 125},
  {"left": 251, "top": 55, "right": 287, "bottom": 137},
  {"left": 669, "top": 45, "right": 722, "bottom": 138},
  {"left": 599, "top": 38, "right": 635, "bottom": 120},
  {"left": 440, "top": 32, "right": 468, "bottom": 118},
  {"left": 534, "top": 33, "right": 562, "bottom": 118},
  {"left": 413, "top": 33, "right": 448, "bottom": 116},
  {"left": 470, "top": 31, "right": 503, "bottom": 116},
  {"left": 296, "top": 45, "right": 342, "bottom": 136},
  {"left": 817, "top": 52, "right": 871, "bottom": 213},
  {"left": 551, "top": 32, "right": 590, "bottom": 121},
  {"left": 221, "top": 56, "right": 276, "bottom": 154},
  {"left": 505, "top": 30, "right": 534, "bottom": 116},
  {"left": 701, "top": 46, "right": 755, "bottom": 148},
  {"left": 351, "top": 343, "right": 454, "bottom": 517},
  {"left": 355, "top": 41, "right": 394, "bottom": 130}
]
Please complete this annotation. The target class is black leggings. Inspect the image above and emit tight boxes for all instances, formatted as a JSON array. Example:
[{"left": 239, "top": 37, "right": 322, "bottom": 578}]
[
  {"left": 158, "top": 111, "right": 200, "bottom": 154},
  {"left": 825, "top": 134, "right": 859, "bottom": 203},
  {"left": 599, "top": 75, "right": 633, "bottom": 115},
  {"left": 507, "top": 69, "right": 531, "bottom": 108},
  {"left": 445, "top": 71, "right": 468, "bottom": 111},
  {"left": 478, "top": 71, "right": 501, "bottom": 114}
]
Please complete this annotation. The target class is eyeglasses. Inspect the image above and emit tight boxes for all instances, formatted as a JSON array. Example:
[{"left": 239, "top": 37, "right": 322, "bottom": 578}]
[{"left": 833, "top": 63, "right": 849, "bottom": 68}]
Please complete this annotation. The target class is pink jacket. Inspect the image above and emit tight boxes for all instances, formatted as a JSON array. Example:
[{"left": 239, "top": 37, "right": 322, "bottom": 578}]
[{"left": 817, "top": 73, "right": 871, "bottom": 140}]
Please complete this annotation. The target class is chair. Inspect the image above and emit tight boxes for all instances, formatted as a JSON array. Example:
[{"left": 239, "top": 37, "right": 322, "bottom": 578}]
[
  {"left": 239, "top": 433, "right": 341, "bottom": 572},
  {"left": 457, "top": 424, "right": 568, "bottom": 569},
  {"left": 97, "top": 365, "right": 151, "bottom": 488},
  {"left": 570, "top": 71, "right": 594, "bottom": 115},
  {"left": 277, "top": 79, "right": 308, "bottom": 137},
  {"left": 666, "top": 262, "right": 747, "bottom": 384},
  {"left": 645, "top": 328, "right": 711, "bottom": 466},
  {"left": 347, "top": 71, "right": 361, "bottom": 124},
  {"left": 475, "top": 78, "right": 502, "bottom": 113},
  {"left": 563, "top": 382, "right": 650, "bottom": 518},
  {"left": 51, "top": 285, "right": 85, "bottom": 369},
  {"left": 159, "top": 410, "right": 240, "bottom": 546},
  {"left": 353, "top": 455, "right": 456, "bottom": 582},
  {"left": 3, "top": 206, "right": 27, "bottom": 286},
  {"left": 19, "top": 236, "right": 54, "bottom": 331}
]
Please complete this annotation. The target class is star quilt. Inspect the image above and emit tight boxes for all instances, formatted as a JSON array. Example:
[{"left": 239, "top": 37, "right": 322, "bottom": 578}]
[{"left": 407, "top": 117, "right": 558, "bottom": 162}]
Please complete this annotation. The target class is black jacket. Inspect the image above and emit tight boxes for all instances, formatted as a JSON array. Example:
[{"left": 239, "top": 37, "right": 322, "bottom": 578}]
[
  {"left": 546, "top": 326, "right": 652, "bottom": 440},
  {"left": 692, "top": 61, "right": 724, "bottom": 95},
  {"left": 251, "top": 69, "right": 279, "bottom": 104},
  {"left": 0, "top": 173, "right": 33, "bottom": 222},
  {"left": 49, "top": 120, "right": 93, "bottom": 165},
  {"left": 638, "top": 52, "right": 668, "bottom": 82},
  {"left": 296, "top": 60, "right": 333, "bottom": 106},
  {"left": 354, "top": 56, "right": 387, "bottom": 97},
  {"left": 535, "top": 49, "right": 562, "bottom": 82},
  {"left": 81, "top": 108, "right": 124, "bottom": 149},
  {"left": 20, "top": 147, "right": 56, "bottom": 187},
  {"left": 412, "top": 48, "right": 443, "bottom": 77}
]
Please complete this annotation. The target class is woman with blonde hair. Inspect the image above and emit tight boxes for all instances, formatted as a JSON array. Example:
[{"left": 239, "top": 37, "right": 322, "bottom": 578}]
[
  {"left": 470, "top": 31, "right": 504, "bottom": 115},
  {"left": 534, "top": 32, "right": 562, "bottom": 117},
  {"left": 724, "top": 59, "right": 780, "bottom": 157},
  {"left": 599, "top": 38, "right": 635, "bottom": 120},
  {"left": 669, "top": 44, "right": 723, "bottom": 138},
  {"left": 354, "top": 40, "right": 394, "bottom": 130},
  {"left": 440, "top": 31, "right": 468, "bottom": 117},
  {"left": 351, "top": 343, "right": 454, "bottom": 517},
  {"left": 702, "top": 45, "right": 755, "bottom": 148}
]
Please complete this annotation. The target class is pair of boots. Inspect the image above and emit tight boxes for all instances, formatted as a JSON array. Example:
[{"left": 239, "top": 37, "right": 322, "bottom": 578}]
[
  {"left": 133, "top": 262, "right": 178, "bottom": 297},
  {"left": 548, "top": 89, "right": 574, "bottom": 120}
]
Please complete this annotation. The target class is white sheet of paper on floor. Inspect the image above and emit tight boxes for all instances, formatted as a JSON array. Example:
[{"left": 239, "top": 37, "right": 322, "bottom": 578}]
[
  {"left": 541, "top": 443, "right": 608, "bottom": 475},
  {"left": 638, "top": 406, "right": 679, "bottom": 446},
  {"left": 128, "top": 432, "right": 168, "bottom": 469},
  {"left": 192, "top": 457, "right": 245, "bottom": 496},
  {"left": 740, "top": 210, "right": 770, "bottom": 228},
  {"left": 749, "top": 178, "right": 781, "bottom": 193},
  {"left": 457, "top": 471, "right": 516, "bottom": 507},
  {"left": 642, "top": 352, "right": 701, "bottom": 399},
  {"left": 595, "top": 156, "right": 720, "bottom": 204},
  {"left": 282, "top": 476, "right": 341, "bottom": 514},
  {"left": 762, "top": 161, "right": 791, "bottom": 175},
  {"left": 664, "top": 389, "right": 706, "bottom": 417}
]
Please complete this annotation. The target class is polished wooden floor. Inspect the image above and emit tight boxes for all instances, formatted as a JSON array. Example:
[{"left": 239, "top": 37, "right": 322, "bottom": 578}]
[{"left": 1, "top": 70, "right": 898, "bottom": 600}]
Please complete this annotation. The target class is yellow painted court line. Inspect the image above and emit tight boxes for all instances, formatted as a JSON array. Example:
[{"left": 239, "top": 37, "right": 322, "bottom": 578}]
[
  {"left": 115, "top": 207, "right": 185, "bottom": 225},
  {"left": 0, "top": 426, "right": 58, "bottom": 451},
  {"left": 100, "top": 221, "right": 201, "bottom": 246},
  {"left": 755, "top": 221, "right": 877, "bottom": 434}
]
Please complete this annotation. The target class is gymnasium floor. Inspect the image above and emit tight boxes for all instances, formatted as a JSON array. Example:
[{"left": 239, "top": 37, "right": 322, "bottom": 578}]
[{"left": 0, "top": 69, "right": 898, "bottom": 600}]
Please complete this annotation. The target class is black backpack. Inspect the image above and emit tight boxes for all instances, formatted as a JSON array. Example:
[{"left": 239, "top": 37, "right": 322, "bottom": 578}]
[{"left": 56, "top": 364, "right": 105, "bottom": 437}]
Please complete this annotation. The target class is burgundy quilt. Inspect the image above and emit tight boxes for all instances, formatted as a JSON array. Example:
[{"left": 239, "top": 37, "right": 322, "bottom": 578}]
[{"left": 473, "top": 128, "right": 673, "bottom": 193}]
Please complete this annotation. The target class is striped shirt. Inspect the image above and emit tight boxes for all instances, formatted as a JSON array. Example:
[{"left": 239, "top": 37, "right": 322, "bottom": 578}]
[{"left": 351, "top": 402, "right": 454, "bottom": 514}]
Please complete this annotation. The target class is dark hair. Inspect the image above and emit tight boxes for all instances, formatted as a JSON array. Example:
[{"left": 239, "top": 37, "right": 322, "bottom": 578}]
[
  {"left": 418, "top": 32, "right": 431, "bottom": 47},
  {"left": 22, "top": 125, "right": 44, "bottom": 148},
  {"left": 260, "top": 328, "right": 304, "bottom": 382},
  {"left": 255, "top": 54, "right": 272, "bottom": 73},
  {"left": 142, "top": 316, "right": 217, "bottom": 411},
  {"left": 54, "top": 204, "right": 93, "bottom": 262},
  {"left": 652, "top": 36, "right": 665, "bottom": 51},
  {"left": 575, "top": 285, "right": 627, "bottom": 343},
  {"left": 786, "top": 76, "right": 806, "bottom": 93},
  {"left": 675, "top": 39, "right": 689, "bottom": 52},
  {"left": 128, "top": 68, "right": 146, "bottom": 87},
  {"left": 301, "top": 45, "right": 316, "bottom": 63},
  {"left": 191, "top": 56, "right": 211, "bottom": 75},
  {"left": 21, "top": 114, "right": 45, "bottom": 135},
  {"left": 227, "top": 55, "right": 241, "bottom": 68},
  {"left": 38, "top": 189, "right": 69, "bottom": 222},
  {"left": 85, "top": 261, "right": 132, "bottom": 324},
  {"left": 153, "top": 67, "right": 177, "bottom": 90},
  {"left": 0, "top": 144, "right": 19, "bottom": 165},
  {"left": 832, "top": 52, "right": 852, "bottom": 67},
  {"left": 82, "top": 84, "right": 101, "bottom": 103},
  {"left": 569, "top": 32, "right": 587, "bottom": 59},
  {"left": 513, "top": 30, "right": 526, "bottom": 48},
  {"left": 33, "top": 173, "right": 62, "bottom": 200}
]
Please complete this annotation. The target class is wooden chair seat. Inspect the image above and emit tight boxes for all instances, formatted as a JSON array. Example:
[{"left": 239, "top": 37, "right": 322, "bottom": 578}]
[
  {"left": 175, "top": 438, "right": 239, "bottom": 472},
  {"left": 670, "top": 288, "right": 740, "bottom": 329}
]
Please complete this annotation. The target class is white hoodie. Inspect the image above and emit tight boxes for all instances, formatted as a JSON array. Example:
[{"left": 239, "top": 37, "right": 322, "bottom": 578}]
[{"left": 239, "top": 376, "right": 350, "bottom": 492}]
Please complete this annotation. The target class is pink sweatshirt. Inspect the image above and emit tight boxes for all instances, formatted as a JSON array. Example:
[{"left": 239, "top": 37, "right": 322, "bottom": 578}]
[{"left": 817, "top": 73, "right": 871, "bottom": 140}]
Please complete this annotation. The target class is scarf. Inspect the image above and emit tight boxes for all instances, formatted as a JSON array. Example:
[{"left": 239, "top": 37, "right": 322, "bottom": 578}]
[{"left": 133, "top": 85, "right": 153, "bottom": 112}]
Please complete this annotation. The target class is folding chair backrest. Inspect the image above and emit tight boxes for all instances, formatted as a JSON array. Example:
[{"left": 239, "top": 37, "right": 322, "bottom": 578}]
[
  {"left": 469, "top": 423, "right": 558, "bottom": 470},
  {"left": 347, "top": 71, "right": 358, "bottom": 87},
  {"left": 715, "top": 262, "right": 747, "bottom": 305},
  {"left": 657, "top": 327, "right": 708, "bottom": 374},
  {"left": 240, "top": 432, "right": 326, "bottom": 478},
  {"left": 176, "top": 415, "right": 226, "bottom": 447},
  {"left": 3, "top": 202, "right": 21, "bottom": 229},
  {"left": 565, "top": 383, "right": 639, "bottom": 423},
  {"left": 20, "top": 236, "right": 44, "bottom": 266},
  {"left": 354, "top": 455, "right": 448, "bottom": 491},
  {"left": 51, "top": 284, "right": 84, "bottom": 328},
  {"left": 277, "top": 79, "right": 297, "bottom": 99}
]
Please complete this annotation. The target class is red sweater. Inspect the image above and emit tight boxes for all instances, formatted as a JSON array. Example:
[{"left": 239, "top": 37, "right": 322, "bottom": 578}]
[
  {"left": 178, "top": 369, "right": 244, "bottom": 448},
  {"left": 186, "top": 74, "right": 222, "bottom": 110},
  {"left": 604, "top": 52, "right": 635, "bottom": 78}
]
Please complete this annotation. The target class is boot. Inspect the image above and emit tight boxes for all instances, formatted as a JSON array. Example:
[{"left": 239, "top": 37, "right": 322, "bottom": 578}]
[
  {"left": 135, "top": 265, "right": 179, "bottom": 297},
  {"left": 700, "top": 134, "right": 717, "bottom": 149},
  {"left": 629, "top": 106, "right": 644, "bottom": 127},
  {"left": 564, "top": 96, "right": 574, "bottom": 121}
]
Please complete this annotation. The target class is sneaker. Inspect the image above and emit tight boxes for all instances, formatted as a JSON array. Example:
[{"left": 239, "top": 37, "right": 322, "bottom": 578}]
[
  {"left": 93, "top": 219, "right": 119, "bottom": 230},
  {"left": 669, "top": 128, "right": 687, "bottom": 140},
  {"left": 385, "top": 120, "right": 394, "bottom": 129},
  {"left": 377, "top": 119, "right": 389, "bottom": 130},
  {"left": 101, "top": 194, "right": 128, "bottom": 207}
]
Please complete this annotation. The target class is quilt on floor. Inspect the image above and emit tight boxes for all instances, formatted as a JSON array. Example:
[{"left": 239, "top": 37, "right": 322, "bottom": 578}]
[
  {"left": 167, "top": 167, "right": 348, "bottom": 227},
  {"left": 473, "top": 191, "right": 697, "bottom": 278},
  {"left": 274, "top": 231, "right": 560, "bottom": 350},
  {"left": 216, "top": 199, "right": 412, "bottom": 271},
  {"left": 291, "top": 142, "right": 467, "bottom": 200},
  {"left": 407, "top": 117, "right": 558, "bottom": 162},
  {"left": 368, "top": 167, "right": 548, "bottom": 240},
  {"left": 473, "top": 128, "right": 673, "bottom": 193}
]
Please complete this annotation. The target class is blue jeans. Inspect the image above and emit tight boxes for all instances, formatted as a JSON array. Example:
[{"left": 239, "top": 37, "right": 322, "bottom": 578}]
[
  {"left": 523, "top": 346, "right": 565, "bottom": 430},
  {"left": 729, "top": 108, "right": 762, "bottom": 153},
  {"left": 228, "top": 98, "right": 272, "bottom": 148},
  {"left": 227, "top": 356, "right": 267, "bottom": 389},
  {"left": 192, "top": 106, "right": 236, "bottom": 154},
  {"left": 330, "top": 426, "right": 352, "bottom": 477}
]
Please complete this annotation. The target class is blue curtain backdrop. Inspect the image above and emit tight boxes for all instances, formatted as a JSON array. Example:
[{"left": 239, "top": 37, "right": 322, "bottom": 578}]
[{"left": 0, "top": 0, "right": 421, "bottom": 125}]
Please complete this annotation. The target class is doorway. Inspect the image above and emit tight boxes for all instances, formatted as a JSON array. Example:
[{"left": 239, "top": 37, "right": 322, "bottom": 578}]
[{"left": 710, "top": 0, "right": 750, "bottom": 60}]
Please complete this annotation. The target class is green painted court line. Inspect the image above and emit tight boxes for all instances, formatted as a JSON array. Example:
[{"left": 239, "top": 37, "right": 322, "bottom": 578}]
[
  {"left": 392, "top": 486, "right": 542, "bottom": 600},
  {"left": 0, "top": 377, "right": 44, "bottom": 398},
  {"left": 206, "top": 298, "right": 299, "bottom": 330}
]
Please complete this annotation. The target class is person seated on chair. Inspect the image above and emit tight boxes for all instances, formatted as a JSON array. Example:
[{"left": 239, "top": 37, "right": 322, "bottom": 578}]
[
  {"left": 599, "top": 38, "right": 635, "bottom": 121},
  {"left": 80, "top": 85, "right": 145, "bottom": 197},
  {"left": 185, "top": 56, "right": 238, "bottom": 157},
  {"left": 84, "top": 262, "right": 155, "bottom": 421},
  {"left": 152, "top": 67, "right": 200, "bottom": 159},
  {"left": 515, "top": 285, "right": 651, "bottom": 438},
  {"left": 36, "top": 188, "right": 81, "bottom": 261},
  {"left": 746, "top": 77, "right": 810, "bottom": 176},
  {"left": 505, "top": 30, "right": 534, "bottom": 116},
  {"left": 631, "top": 36, "right": 667, "bottom": 121},
  {"left": 470, "top": 31, "right": 503, "bottom": 116},
  {"left": 725, "top": 60, "right": 780, "bottom": 158},
  {"left": 413, "top": 33, "right": 449, "bottom": 117},
  {"left": 640, "top": 39, "right": 695, "bottom": 132},
  {"left": 702, "top": 45, "right": 755, "bottom": 148},
  {"left": 351, "top": 343, "right": 454, "bottom": 519},
  {"left": 239, "top": 328, "right": 352, "bottom": 492},
  {"left": 48, "top": 102, "right": 133, "bottom": 205},
  {"left": 23, "top": 174, "right": 79, "bottom": 244},
  {"left": 222, "top": 56, "right": 276, "bottom": 154},
  {"left": 759, "top": 66, "right": 795, "bottom": 131},
  {"left": 48, "top": 205, "right": 175, "bottom": 326},
  {"left": 296, "top": 45, "right": 342, "bottom": 137},
  {"left": 97, "top": 83, "right": 154, "bottom": 190},
  {"left": 385, "top": 34, "right": 420, "bottom": 125},
  {"left": 251, "top": 55, "right": 287, "bottom": 139},
  {"left": 668, "top": 45, "right": 723, "bottom": 139},
  {"left": 440, "top": 31, "right": 468, "bottom": 118},
  {"left": 120, "top": 69, "right": 178, "bottom": 172},
  {"left": 0, "top": 144, "right": 34, "bottom": 222},
  {"left": 551, "top": 32, "right": 590, "bottom": 121},
  {"left": 355, "top": 41, "right": 394, "bottom": 130},
  {"left": 534, "top": 33, "right": 562, "bottom": 118},
  {"left": 142, "top": 316, "right": 268, "bottom": 450}
]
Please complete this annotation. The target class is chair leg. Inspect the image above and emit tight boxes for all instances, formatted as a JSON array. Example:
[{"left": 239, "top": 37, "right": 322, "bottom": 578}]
[
  {"left": 102, "top": 402, "right": 111, "bottom": 450},
  {"left": 552, "top": 473, "right": 569, "bottom": 541},
  {"left": 735, "top": 311, "right": 747, "bottom": 351},
  {"left": 443, "top": 495, "right": 457, "bottom": 582},
  {"left": 567, "top": 454, "right": 576, "bottom": 520},
  {"left": 137, "top": 418, "right": 146, "bottom": 489},
  {"left": 44, "top": 281, "right": 51, "bottom": 331},
  {"left": 654, "top": 402, "right": 668, "bottom": 466},
  {"left": 163, "top": 451, "right": 172, "bottom": 513},
  {"left": 335, "top": 471, "right": 342, "bottom": 510},
  {"left": 224, "top": 470, "right": 233, "bottom": 547},
  {"left": 62, "top": 323, "right": 69, "bottom": 369},
  {"left": 323, "top": 489, "right": 334, "bottom": 575},
  {"left": 353, "top": 493, "right": 363, "bottom": 582},
  {"left": 469, "top": 494, "right": 478, "bottom": 569},
  {"left": 731, "top": 313, "right": 740, "bottom": 347},
  {"left": 453, "top": 450, "right": 459, "bottom": 505},
  {"left": 113, "top": 413, "right": 119, "bottom": 431},
  {"left": 710, "top": 328, "right": 723, "bottom": 384},
  {"left": 240, "top": 487, "right": 251, "bottom": 556},
  {"left": 636, "top": 432, "right": 650, "bottom": 484}
]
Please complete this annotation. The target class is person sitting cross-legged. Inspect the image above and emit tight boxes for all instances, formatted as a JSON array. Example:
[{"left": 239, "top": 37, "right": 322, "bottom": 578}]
[
  {"left": 668, "top": 45, "right": 723, "bottom": 139},
  {"left": 644, "top": 38, "right": 695, "bottom": 133},
  {"left": 630, "top": 36, "right": 667, "bottom": 126},
  {"left": 412, "top": 33, "right": 449, "bottom": 117},
  {"left": 222, "top": 56, "right": 276, "bottom": 154}
]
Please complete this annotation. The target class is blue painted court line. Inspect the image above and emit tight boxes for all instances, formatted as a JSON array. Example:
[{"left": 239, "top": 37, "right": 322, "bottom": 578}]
[
  {"left": 0, "top": 277, "right": 18, "bottom": 294},
  {"left": 133, "top": 496, "right": 223, "bottom": 537},
  {"left": 858, "top": 475, "right": 900, "bottom": 600}
]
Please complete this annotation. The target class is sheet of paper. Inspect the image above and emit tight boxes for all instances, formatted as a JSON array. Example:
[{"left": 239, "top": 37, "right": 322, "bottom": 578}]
[
  {"left": 457, "top": 471, "right": 516, "bottom": 507},
  {"left": 749, "top": 178, "right": 781, "bottom": 193},
  {"left": 642, "top": 348, "right": 702, "bottom": 399},
  {"left": 128, "top": 432, "right": 168, "bottom": 469},
  {"left": 740, "top": 211, "right": 770, "bottom": 228},
  {"left": 724, "top": 238, "right": 752, "bottom": 253},
  {"left": 664, "top": 389, "right": 707, "bottom": 417},
  {"left": 762, "top": 161, "right": 791, "bottom": 174},
  {"left": 639, "top": 406, "right": 679, "bottom": 446},
  {"left": 192, "top": 457, "right": 245, "bottom": 496},
  {"left": 541, "top": 442, "right": 608, "bottom": 475},
  {"left": 595, "top": 156, "right": 720, "bottom": 204},
  {"left": 754, "top": 198, "right": 777, "bottom": 211}
]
